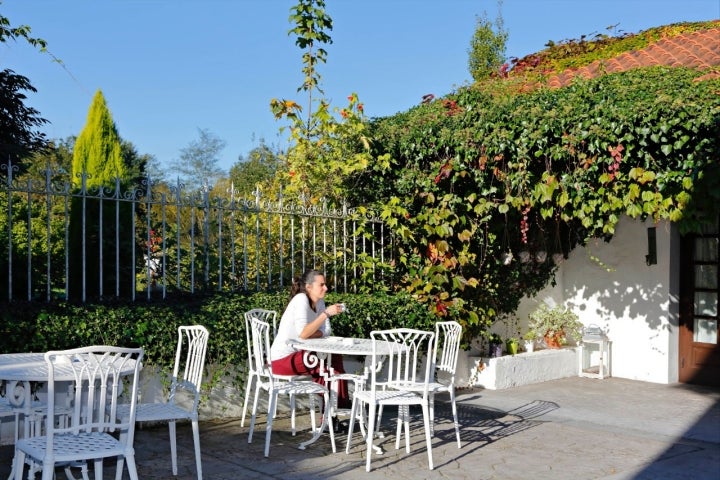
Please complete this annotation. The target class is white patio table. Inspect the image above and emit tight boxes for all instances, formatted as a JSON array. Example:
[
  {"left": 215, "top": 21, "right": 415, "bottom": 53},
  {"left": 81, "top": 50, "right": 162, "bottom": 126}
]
[
  {"left": 285, "top": 336, "right": 393, "bottom": 451},
  {"left": 0, "top": 352, "right": 140, "bottom": 436}
]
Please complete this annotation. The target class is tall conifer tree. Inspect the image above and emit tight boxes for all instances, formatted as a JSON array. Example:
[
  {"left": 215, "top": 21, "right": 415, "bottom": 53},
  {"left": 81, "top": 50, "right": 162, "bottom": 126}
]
[
  {"left": 72, "top": 90, "right": 125, "bottom": 189},
  {"left": 68, "top": 90, "right": 133, "bottom": 301}
]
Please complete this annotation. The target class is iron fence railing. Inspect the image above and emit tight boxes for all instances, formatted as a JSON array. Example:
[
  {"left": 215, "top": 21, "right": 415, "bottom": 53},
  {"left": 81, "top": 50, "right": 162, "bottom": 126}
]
[{"left": 1, "top": 160, "right": 392, "bottom": 302}]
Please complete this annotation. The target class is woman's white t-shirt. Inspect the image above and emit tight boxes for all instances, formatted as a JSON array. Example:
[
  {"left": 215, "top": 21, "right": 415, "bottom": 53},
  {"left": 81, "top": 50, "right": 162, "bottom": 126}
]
[{"left": 270, "top": 294, "right": 330, "bottom": 361}]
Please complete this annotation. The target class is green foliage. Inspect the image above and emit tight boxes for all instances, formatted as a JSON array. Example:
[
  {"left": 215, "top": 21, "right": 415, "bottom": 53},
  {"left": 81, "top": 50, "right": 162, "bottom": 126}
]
[
  {"left": 168, "top": 128, "right": 226, "bottom": 192},
  {"left": 527, "top": 303, "right": 582, "bottom": 345},
  {"left": 72, "top": 90, "right": 126, "bottom": 190},
  {"left": 0, "top": 8, "right": 47, "bottom": 50},
  {"left": 0, "top": 70, "right": 49, "bottom": 171},
  {"left": 228, "top": 141, "right": 283, "bottom": 198},
  {"left": 69, "top": 91, "right": 135, "bottom": 300},
  {"left": 0, "top": 290, "right": 437, "bottom": 393},
  {"left": 356, "top": 61, "right": 719, "bottom": 344},
  {"left": 288, "top": 0, "right": 333, "bottom": 98},
  {"left": 467, "top": 4, "right": 508, "bottom": 82}
]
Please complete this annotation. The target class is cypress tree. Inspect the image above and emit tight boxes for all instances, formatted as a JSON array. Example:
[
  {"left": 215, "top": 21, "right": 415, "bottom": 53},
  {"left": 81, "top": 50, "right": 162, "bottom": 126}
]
[{"left": 68, "top": 90, "right": 133, "bottom": 301}]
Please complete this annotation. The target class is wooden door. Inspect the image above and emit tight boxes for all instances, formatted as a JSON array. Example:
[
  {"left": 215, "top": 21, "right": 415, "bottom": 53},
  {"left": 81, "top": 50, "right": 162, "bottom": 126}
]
[{"left": 679, "top": 216, "right": 720, "bottom": 386}]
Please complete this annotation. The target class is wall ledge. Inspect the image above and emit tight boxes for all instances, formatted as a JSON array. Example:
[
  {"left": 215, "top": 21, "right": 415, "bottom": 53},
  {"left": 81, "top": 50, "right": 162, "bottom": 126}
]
[{"left": 467, "top": 347, "right": 578, "bottom": 390}]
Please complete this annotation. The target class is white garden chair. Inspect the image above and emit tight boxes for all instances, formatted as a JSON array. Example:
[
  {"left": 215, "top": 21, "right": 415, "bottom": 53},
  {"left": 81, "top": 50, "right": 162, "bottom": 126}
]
[
  {"left": 245, "top": 315, "right": 334, "bottom": 457},
  {"left": 241, "top": 308, "right": 278, "bottom": 428},
  {"left": 395, "top": 321, "right": 463, "bottom": 447},
  {"left": 11, "top": 346, "right": 144, "bottom": 480},
  {"left": 345, "top": 328, "right": 435, "bottom": 472},
  {"left": 115, "top": 325, "right": 209, "bottom": 480}
]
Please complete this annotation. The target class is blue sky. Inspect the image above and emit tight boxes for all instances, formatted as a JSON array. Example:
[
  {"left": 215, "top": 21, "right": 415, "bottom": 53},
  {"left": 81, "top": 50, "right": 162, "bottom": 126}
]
[{"left": 1, "top": 0, "right": 718, "bottom": 173}]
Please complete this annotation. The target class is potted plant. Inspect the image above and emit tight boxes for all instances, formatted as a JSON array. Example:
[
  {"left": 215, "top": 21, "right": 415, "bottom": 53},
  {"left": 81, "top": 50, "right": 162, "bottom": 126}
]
[
  {"left": 488, "top": 333, "right": 503, "bottom": 357},
  {"left": 522, "top": 330, "right": 537, "bottom": 353},
  {"left": 527, "top": 303, "right": 583, "bottom": 349},
  {"left": 505, "top": 337, "right": 519, "bottom": 355}
]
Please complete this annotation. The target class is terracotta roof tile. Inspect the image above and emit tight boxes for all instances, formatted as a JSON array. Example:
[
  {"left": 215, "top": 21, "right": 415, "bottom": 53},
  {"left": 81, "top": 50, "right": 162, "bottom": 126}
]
[{"left": 544, "top": 27, "right": 720, "bottom": 88}]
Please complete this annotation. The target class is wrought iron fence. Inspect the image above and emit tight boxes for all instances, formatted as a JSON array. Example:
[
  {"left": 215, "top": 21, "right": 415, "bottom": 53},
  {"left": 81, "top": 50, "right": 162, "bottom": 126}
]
[{"left": 1, "top": 160, "right": 392, "bottom": 302}]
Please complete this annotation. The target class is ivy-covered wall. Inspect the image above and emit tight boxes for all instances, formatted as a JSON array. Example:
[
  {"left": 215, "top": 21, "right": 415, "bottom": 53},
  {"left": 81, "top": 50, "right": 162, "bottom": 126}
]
[{"left": 349, "top": 64, "right": 719, "bottom": 344}]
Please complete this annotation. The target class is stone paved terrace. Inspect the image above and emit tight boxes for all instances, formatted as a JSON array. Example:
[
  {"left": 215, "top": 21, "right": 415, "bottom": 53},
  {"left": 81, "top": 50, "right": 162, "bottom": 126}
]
[{"left": 1, "top": 377, "right": 719, "bottom": 479}]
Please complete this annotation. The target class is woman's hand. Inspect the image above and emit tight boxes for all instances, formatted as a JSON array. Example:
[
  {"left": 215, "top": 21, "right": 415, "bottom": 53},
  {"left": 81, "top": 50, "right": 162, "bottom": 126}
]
[{"left": 325, "top": 303, "right": 342, "bottom": 317}]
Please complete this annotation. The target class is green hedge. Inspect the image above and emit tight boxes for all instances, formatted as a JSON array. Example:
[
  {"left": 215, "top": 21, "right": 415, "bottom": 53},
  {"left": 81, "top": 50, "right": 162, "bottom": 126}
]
[{"left": 0, "top": 291, "right": 436, "bottom": 389}]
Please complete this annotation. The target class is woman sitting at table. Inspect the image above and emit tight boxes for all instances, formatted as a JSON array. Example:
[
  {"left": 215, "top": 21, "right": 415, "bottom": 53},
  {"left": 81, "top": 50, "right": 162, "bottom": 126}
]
[{"left": 270, "top": 268, "right": 351, "bottom": 410}]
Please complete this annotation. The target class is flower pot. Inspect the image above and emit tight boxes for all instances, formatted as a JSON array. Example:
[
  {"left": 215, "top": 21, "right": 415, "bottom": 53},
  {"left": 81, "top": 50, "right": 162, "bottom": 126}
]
[
  {"left": 523, "top": 340, "right": 535, "bottom": 353},
  {"left": 544, "top": 330, "right": 565, "bottom": 349},
  {"left": 489, "top": 343, "right": 503, "bottom": 357},
  {"left": 505, "top": 339, "right": 519, "bottom": 355}
]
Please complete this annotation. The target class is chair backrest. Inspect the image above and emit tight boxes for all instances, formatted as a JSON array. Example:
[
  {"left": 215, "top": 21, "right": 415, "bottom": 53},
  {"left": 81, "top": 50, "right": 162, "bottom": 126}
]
[
  {"left": 170, "top": 325, "right": 210, "bottom": 408},
  {"left": 246, "top": 316, "right": 274, "bottom": 384},
  {"left": 244, "top": 309, "right": 278, "bottom": 338},
  {"left": 433, "top": 321, "right": 462, "bottom": 379},
  {"left": 44, "top": 346, "right": 144, "bottom": 451},
  {"left": 370, "top": 328, "right": 435, "bottom": 396}
]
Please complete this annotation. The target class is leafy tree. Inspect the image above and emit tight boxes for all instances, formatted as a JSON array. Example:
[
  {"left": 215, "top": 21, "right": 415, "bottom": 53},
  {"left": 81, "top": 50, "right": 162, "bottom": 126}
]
[
  {"left": 228, "top": 140, "right": 282, "bottom": 199},
  {"left": 68, "top": 90, "right": 134, "bottom": 301},
  {"left": 270, "top": 0, "right": 371, "bottom": 205},
  {"left": 467, "top": 1, "right": 508, "bottom": 82},
  {"left": 168, "top": 128, "right": 226, "bottom": 192},
  {"left": 0, "top": 70, "right": 49, "bottom": 172},
  {"left": 71, "top": 90, "right": 125, "bottom": 189},
  {"left": 0, "top": 10, "right": 50, "bottom": 172}
]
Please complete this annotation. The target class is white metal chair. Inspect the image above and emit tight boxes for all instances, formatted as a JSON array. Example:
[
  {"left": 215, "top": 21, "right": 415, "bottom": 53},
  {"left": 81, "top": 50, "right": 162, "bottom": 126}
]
[
  {"left": 245, "top": 316, "right": 334, "bottom": 457},
  {"left": 115, "top": 325, "right": 209, "bottom": 480},
  {"left": 11, "top": 346, "right": 144, "bottom": 480},
  {"left": 345, "top": 328, "right": 435, "bottom": 472},
  {"left": 241, "top": 308, "right": 278, "bottom": 428},
  {"left": 242, "top": 309, "right": 314, "bottom": 436},
  {"left": 396, "top": 321, "right": 462, "bottom": 447}
]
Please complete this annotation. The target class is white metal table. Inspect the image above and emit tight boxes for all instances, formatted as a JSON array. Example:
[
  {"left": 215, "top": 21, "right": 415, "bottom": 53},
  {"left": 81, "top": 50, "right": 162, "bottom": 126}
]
[{"left": 0, "top": 352, "right": 140, "bottom": 431}]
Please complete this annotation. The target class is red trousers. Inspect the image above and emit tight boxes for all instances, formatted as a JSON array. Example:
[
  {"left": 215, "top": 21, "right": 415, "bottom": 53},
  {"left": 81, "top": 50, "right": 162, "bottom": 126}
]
[{"left": 271, "top": 350, "right": 350, "bottom": 409}]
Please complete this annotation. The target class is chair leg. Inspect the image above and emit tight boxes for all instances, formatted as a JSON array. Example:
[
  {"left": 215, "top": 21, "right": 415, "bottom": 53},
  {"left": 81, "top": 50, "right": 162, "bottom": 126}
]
[
  {"left": 290, "top": 394, "right": 296, "bottom": 435},
  {"left": 395, "top": 405, "right": 411, "bottom": 453},
  {"left": 264, "top": 392, "right": 278, "bottom": 457},
  {"left": 365, "top": 403, "right": 377, "bottom": 472},
  {"left": 192, "top": 418, "right": 203, "bottom": 480},
  {"left": 325, "top": 390, "right": 336, "bottom": 454},
  {"left": 309, "top": 395, "right": 317, "bottom": 432},
  {"left": 12, "top": 450, "right": 25, "bottom": 480},
  {"left": 429, "top": 394, "right": 436, "bottom": 435},
  {"left": 421, "top": 402, "right": 434, "bottom": 470},
  {"left": 449, "top": 388, "right": 461, "bottom": 448},
  {"left": 115, "top": 424, "right": 128, "bottom": 480},
  {"left": 345, "top": 397, "right": 359, "bottom": 454},
  {"left": 248, "top": 383, "right": 262, "bottom": 443},
  {"left": 240, "top": 374, "right": 255, "bottom": 427},
  {"left": 41, "top": 463, "right": 53, "bottom": 480},
  {"left": 169, "top": 420, "right": 178, "bottom": 475},
  {"left": 93, "top": 459, "right": 103, "bottom": 480},
  {"left": 124, "top": 453, "right": 140, "bottom": 480}
]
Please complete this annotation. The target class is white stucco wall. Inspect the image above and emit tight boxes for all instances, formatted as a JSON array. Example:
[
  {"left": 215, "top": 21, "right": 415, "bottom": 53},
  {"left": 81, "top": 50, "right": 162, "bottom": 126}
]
[{"left": 514, "top": 217, "right": 680, "bottom": 384}]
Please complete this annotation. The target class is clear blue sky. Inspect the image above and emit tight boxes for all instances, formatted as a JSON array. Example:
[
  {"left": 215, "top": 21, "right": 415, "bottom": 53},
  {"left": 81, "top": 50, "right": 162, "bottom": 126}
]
[{"left": 1, "top": 0, "right": 718, "bottom": 173}]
